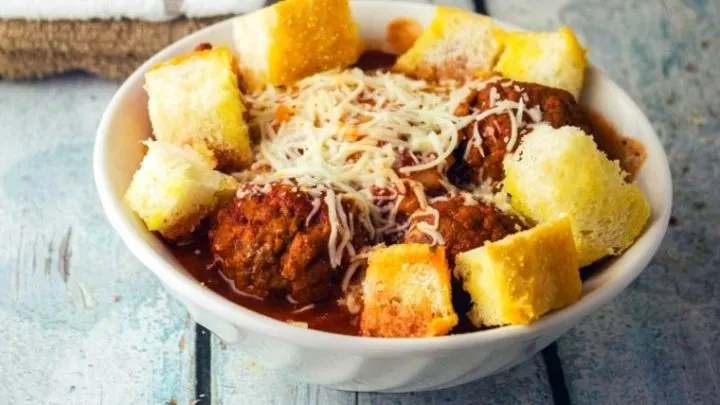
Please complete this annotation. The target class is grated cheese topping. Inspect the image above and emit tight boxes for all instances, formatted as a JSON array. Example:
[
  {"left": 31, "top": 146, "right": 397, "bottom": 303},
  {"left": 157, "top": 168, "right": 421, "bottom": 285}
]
[{"left": 240, "top": 69, "right": 544, "bottom": 267}]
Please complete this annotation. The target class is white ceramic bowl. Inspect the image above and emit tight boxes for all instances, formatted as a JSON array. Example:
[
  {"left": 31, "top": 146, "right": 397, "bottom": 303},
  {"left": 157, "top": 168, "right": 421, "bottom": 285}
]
[{"left": 94, "top": 1, "right": 672, "bottom": 393}]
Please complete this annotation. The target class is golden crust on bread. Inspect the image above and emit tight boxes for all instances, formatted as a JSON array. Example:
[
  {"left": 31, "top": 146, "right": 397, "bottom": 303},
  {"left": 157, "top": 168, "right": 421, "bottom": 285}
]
[
  {"left": 125, "top": 141, "right": 238, "bottom": 241},
  {"left": 494, "top": 27, "right": 588, "bottom": 98},
  {"left": 393, "top": 6, "right": 503, "bottom": 81},
  {"left": 233, "top": 0, "right": 363, "bottom": 91},
  {"left": 360, "top": 244, "right": 458, "bottom": 337},
  {"left": 503, "top": 124, "right": 650, "bottom": 266},
  {"left": 144, "top": 46, "right": 252, "bottom": 171},
  {"left": 455, "top": 217, "right": 581, "bottom": 327}
]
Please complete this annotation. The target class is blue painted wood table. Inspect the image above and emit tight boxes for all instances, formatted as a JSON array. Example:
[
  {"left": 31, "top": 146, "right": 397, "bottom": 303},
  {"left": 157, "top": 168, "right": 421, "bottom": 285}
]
[{"left": 1, "top": 0, "right": 718, "bottom": 404}]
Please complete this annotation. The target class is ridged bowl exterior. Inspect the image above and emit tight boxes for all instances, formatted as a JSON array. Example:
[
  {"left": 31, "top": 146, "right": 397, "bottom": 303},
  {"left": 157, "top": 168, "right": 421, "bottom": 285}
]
[
  {"left": 171, "top": 286, "right": 569, "bottom": 392},
  {"left": 95, "top": 1, "right": 672, "bottom": 393}
]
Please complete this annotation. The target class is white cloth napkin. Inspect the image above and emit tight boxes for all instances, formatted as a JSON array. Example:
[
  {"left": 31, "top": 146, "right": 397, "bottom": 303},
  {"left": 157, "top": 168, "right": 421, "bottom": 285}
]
[{"left": 0, "top": 0, "right": 266, "bottom": 21}]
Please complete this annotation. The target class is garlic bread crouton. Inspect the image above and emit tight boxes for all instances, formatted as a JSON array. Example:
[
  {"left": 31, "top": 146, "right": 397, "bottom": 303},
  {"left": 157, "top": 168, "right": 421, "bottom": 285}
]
[
  {"left": 393, "top": 6, "right": 503, "bottom": 81},
  {"left": 494, "top": 27, "right": 588, "bottom": 98},
  {"left": 125, "top": 141, "right": 237, "bottom": 241},
  {"left": 361, "top": 244, "right": 458, "bottom": 337},
  {"left": 144, "top": 46, "right": 252, "bottom": 171},
  {"left": 503, "top": 125, "right": 650, "bottom": 266},
  {"left": 232, "top": 0, "right": 363, "bottom": 91},
  {"left": 455, "top": 217, "right": 581, "bottom": 327}
]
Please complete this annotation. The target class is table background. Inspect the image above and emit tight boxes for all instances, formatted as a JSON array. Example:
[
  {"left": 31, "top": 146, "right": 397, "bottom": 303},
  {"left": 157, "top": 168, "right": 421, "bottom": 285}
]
[{"left": 1, "top": 0, "right": 718, "bottom": 404}]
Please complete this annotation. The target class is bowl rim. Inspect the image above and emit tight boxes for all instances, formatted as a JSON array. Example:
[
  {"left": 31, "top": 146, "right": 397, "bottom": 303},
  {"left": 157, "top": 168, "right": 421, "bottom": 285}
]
[{"left": 94, "top": 0, "right": 673, "bottom": 355}]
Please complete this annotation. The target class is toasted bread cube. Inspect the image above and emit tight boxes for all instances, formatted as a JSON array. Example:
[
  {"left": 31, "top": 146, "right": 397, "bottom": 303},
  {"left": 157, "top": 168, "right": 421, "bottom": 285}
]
[
  {"left": 503, "top": 125, "right": 650, "bottom": 266},
  {"left": 393, "top": 6, "right": 503, "bottom": 81},
  {"left": 144, "top": 46, "right": 252, "bottom": 170},
  {"left": 455, "top": 217, "right": 581, "bottom": 327},
  {"left": 494, "top": 27, "right": 588, "bottom": 98},
  {"left": 361, "top": 244, "right": 458, "bottom": 337},
  {"left": 232, "top": 0, "right": 363, "bottom": 91},
  {"left": 125, "top": 141, "right": 237, "bottom": 241}
]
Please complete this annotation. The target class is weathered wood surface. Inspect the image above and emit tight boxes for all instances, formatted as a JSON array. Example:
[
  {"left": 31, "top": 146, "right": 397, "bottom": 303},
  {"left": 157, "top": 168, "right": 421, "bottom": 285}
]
[
  {"left": 489, "top": 0, "right": 720, "bottom": 404},
  {"left": 1, "top": 0, "right": 718, "bottom": 404},
  {"left": 0, "top": 77, "right": 196, "bottom": 404}
]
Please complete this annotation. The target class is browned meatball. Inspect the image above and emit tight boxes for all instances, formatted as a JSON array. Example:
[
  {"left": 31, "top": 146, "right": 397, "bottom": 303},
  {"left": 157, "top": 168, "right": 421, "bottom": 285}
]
[
  {"left": 404, "top": 195, "right": 525, "bottom": 263},
  {"left": 461, "top": 79, "right": 592, "bottom": 183},
  {"left": 394, "top": 150, "right": 456, "bottom": 193},
  {"left": 210, "top": 184, "right": 368, "bottom": 304},
  {"left": 369, "top": 185, "right": 423, "bottom": 245},
  {"left": 474, "top": 79, "right": 592, "bottom": 130}
]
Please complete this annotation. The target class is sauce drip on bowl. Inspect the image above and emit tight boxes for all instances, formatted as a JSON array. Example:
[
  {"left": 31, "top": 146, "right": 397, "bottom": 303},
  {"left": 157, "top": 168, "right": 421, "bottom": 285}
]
[{"left": 584, "top": 108, "right": 646, "bottom": 178}]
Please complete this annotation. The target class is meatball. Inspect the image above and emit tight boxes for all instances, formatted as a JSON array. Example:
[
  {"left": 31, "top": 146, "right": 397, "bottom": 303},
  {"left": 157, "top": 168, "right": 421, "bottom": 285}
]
[
  {"left": 370, "top": 185, "right": 423, "bottom": 245},
  {"left": 460, "top": 79, "right": 593, "bottom": 183},
  {"left": 404, "top": 195, "right": 525, "bottom": 263},
  {"left": 371, "top": 186, "right": 420, "bottom": 217},
  {"left": 394, "top": 149, "right": 456, "bottom": 193},
  {"left": 210, "top": 184, "right": 367, "bottom": 304},
  {"left": 475, "top": 79, "right": 592, "bottom": 130}
]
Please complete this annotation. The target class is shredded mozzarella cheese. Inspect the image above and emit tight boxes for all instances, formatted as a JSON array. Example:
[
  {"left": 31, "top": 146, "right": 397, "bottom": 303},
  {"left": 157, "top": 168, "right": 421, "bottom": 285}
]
[
  {"left": 409, "top": 207, "right": 445, "bottom": 245},
  {"left": 305, "top": 197, "right": 322, "bottom": 227},
  {"left": 241, "top": 70, "right": 540, "bottom": 266}
]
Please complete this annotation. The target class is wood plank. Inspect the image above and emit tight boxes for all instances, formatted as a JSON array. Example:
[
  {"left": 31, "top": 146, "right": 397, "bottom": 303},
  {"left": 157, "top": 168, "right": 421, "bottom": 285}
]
[
  {"left": 210, "top": 339, "right": 357, "bottom": 405},
  {"left": 211, "top": 338, "right": 552, "bottom": 404},
  {"left": 552, "top": 1, "right": 720, "bottom": 404},
  {"left": 358, "top": 356, "right": 552, "bottom": 404},
  {"left": 0, "top": 74, "right": 196, "bottom": 405},
  {"left": 491, "top": 0, "right": 720, "bottom": 404}
]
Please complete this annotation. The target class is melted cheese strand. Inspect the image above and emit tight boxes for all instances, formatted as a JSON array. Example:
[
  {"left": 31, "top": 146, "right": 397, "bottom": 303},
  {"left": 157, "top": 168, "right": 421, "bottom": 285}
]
[
  {"left": 305, "top": 197, "right": 322, "bottom": 227},
  {"left": 506, "top": 110, "right": 519, "bottom": 152},
  {"left": 324, "top": 189, "right": 342, "bottom": 267}
]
